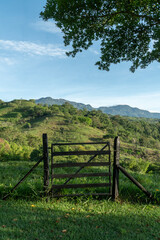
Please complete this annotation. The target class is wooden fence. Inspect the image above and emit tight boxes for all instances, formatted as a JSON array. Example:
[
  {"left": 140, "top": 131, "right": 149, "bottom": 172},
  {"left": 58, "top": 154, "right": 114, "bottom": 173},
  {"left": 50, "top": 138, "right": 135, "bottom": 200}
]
[
  {"left": 43, "top": 134, "right": 122, "bottom": 200},
  {"left": 2, "top": 134, "right": 152, "bottom": 201},
  {"left": 50, "top": 142, "right": 111, "bottom": 198},
  {"left": 43, "top": 134, "right": 152, "bottom": 201}
]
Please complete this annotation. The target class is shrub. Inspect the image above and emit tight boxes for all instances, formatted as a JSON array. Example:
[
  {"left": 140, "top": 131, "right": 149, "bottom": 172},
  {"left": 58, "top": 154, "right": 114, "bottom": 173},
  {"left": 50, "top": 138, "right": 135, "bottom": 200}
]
[
  {"left": 78, "top": 116, "right": 92, "bottom": 126},
  {"left": 0, "top": 142, "right": 32, "bottom": 161},
  {"left": 121, "top": 156, "right": 150, "bottom": 174},
  {"left": 30, "top": 148, "right": 42, "bottom": 161}
]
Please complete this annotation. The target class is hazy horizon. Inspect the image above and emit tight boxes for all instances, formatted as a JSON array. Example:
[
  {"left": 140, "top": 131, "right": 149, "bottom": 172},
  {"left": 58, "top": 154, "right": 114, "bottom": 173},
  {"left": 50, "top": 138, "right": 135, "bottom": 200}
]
[
  {"left": 0, "top": 0, "right": 159, "bottom": 112},
  {"left": 2, "top": 96, "right": 160, "bottom": 114}
]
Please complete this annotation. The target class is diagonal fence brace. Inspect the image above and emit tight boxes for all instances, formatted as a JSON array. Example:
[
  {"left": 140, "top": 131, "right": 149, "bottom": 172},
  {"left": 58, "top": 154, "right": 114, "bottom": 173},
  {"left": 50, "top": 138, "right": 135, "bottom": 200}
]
[
  {"left": 2, "top": 158, "right": 43, "bottom": 200},
  {"left": 51, "top": 143, "right": 110, "bottom": 196},
  {"left": 117, "top": 164, "right": 153, "bottom": 199}
]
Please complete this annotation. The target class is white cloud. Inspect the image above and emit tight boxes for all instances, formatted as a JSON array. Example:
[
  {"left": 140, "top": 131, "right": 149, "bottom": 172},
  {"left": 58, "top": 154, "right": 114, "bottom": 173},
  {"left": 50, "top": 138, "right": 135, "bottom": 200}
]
[
  {"left": 33, "top": 20, "right": 62, "bottom": 34},
  {"left": 0, "top": 40, "right": 67, "bottom": 58},
  {"left": 0, "top": 57, "right": 16, "bottom": 65}
]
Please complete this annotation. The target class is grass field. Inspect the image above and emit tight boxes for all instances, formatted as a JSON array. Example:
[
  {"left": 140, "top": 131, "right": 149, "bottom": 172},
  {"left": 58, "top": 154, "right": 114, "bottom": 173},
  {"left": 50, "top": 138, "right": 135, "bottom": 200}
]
[
  {"left": 0, "top": 159, "right": 160, "bottom": 240},
  {"left": 0, "top": 198, "right": 160, "bottom": 240},
  {"left": 1, "top": 100, "right": 160, "bottom": 239}
]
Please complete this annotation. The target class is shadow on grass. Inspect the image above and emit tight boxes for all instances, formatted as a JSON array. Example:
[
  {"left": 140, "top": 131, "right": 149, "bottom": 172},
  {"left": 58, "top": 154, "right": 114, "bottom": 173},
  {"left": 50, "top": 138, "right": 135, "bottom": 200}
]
[{"left": 0, "top": 199, "right": 159, "bottom": 240}]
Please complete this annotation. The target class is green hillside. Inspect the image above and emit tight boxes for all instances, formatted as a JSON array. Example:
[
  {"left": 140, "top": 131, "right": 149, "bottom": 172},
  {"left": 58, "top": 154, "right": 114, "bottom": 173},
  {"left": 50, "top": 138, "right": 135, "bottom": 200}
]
[
  {"left": 0, "top": 100, "right": 160, "bottom": 240},
  {"left": 0, "top": 99, "right": 160, "bottom": 174}
]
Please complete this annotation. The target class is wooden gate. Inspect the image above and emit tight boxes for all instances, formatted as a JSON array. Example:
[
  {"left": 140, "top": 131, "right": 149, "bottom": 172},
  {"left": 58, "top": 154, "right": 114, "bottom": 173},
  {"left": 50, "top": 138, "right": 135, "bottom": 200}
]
[
  {"left": 51, "top": 142, "right": 111, "bottom": 198},
  {"left": 1, "top": 134, "right": 153, "bottom": 201},
  {"left": 43, "top": 134, "right": 112, "bottom": 198},
  {"left": 43, "top": 134, "right": 152, "bottom": 201}
]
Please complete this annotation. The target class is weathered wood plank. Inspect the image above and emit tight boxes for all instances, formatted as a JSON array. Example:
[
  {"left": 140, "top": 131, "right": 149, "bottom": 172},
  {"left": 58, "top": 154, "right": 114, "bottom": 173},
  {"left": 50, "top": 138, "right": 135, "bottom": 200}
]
[
  {"left": 52, "top": 162, "right": 110, "bottom": 168},
  {"left": 52, "top": 172, "right": 111, "bottom": 179},
  {"left": 52, "top": 183, "right": 111, "bottom": 189},
  {"left": 52, "top": 150, "right": 110, "bottom": 156},
  {"left": 52, "top": 142, "right": 110, "bottom": 146},
  {"left": 112, "top": 136, "right": 120, "bottom": 201},
  {"left": 43, "top": 133, "right": 49, "bottom": 197}
]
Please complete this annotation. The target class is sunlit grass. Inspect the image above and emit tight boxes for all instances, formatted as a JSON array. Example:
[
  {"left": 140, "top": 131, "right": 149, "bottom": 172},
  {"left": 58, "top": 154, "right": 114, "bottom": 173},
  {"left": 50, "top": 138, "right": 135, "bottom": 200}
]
[
  {"left": 0, "top": 198, "right": 159, "bottom": 240},
  {"left": 0, "top": 160, "right": 160, "bottom": 240},
  {"left": 0, "top": 160, "right": 160, "bottom": 202}
]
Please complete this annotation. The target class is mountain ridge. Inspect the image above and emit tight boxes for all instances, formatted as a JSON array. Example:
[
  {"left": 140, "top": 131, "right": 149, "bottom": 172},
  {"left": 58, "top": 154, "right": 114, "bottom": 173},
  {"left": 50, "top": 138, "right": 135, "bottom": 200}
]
[{"left": 35, "top": 97, "right": 160, "bottom": 119}]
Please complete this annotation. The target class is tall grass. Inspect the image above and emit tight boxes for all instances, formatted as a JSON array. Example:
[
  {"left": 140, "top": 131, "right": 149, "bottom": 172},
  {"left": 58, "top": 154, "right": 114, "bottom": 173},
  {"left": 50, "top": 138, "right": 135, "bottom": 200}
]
[
  {"left": 0, "top": 160, "right": 159, "bottom": 240},
  {"left": 0, "top": 160, "right": 159, "bottom": 202}
]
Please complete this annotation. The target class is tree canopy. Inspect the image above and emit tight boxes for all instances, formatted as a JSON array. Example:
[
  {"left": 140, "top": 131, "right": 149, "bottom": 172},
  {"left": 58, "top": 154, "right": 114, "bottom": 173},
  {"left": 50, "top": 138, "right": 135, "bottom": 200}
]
[{"left": 41, "top": 0, "right": 160, "bottom": 72}]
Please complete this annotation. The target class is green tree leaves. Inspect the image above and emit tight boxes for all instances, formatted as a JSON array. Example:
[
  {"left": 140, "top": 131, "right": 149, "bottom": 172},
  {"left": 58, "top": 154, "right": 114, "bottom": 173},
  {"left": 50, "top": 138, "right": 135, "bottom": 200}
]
[{"left": 41, "top": 0, "right": 160, "bottom": 72}]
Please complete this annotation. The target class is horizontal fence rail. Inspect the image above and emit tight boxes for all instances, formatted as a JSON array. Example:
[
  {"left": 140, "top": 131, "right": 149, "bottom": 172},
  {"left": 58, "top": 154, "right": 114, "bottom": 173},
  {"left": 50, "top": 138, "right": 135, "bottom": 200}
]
[
  {"left": 52, "top": 183, "right": 111, "bottom": 189},
  {"left": 52, "top": 172, "right": 111, "bottom": 179},
  {"left": 52, "top": 142, "right": 110, "bottom": 146},
  {"left": 51, "top": 162, "right": 110, "bottom": 168},
  {"left": 52, "top": 150, "right": 110, "bottom": 156},
  {"left": 49, "top": 139, "right": 111, "bottom": 198},
  {"left": 43, "top": 134, "right": 153, "bottom": 201}
]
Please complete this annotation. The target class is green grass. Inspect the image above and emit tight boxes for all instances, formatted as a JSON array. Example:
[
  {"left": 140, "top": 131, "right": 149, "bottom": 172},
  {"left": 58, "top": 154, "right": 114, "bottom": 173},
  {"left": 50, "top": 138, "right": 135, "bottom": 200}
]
[
  {"left": 119, "top": 171, "right": 160, "bottom": 203},
  {"left": 1, "top": 99, "right": 160, "bottom": 239},
  {"left": 0, "top": 160, "right": 160, "bottom": 201},
  {"left": 0, "top": 161, "right": 44, "bottom": 200},
  {"left": 0, "top": 199, "right": 160, "bottom": 240},
  {"left": 0, "top": 159, "right": 160, "bottom": 240}
]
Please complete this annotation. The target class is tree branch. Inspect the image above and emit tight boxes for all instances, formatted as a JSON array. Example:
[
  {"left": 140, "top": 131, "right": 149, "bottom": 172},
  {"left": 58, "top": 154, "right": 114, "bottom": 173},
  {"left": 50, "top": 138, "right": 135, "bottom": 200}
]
[{"left": 90, "top": 11, "right": 160, "bottom": 24}]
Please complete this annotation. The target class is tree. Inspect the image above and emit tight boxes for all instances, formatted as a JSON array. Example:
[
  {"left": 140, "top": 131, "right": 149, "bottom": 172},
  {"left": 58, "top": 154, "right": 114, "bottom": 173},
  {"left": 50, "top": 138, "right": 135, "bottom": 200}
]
[{"left": 41, "top": 0, "right": 160, "bottom": 72}]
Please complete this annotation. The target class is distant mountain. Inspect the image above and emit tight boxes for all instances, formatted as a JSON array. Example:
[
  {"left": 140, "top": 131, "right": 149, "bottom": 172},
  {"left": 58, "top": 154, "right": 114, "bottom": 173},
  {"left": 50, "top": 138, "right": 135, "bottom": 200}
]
[
  {"left": 35, "top": 97, "right": 160, "bottom": 119},
  {"left": 99, "top": 105, "right": 160, "bottom": 119},
  {"left": 36, "top": 97, "right": 93, "bottom": 111}
]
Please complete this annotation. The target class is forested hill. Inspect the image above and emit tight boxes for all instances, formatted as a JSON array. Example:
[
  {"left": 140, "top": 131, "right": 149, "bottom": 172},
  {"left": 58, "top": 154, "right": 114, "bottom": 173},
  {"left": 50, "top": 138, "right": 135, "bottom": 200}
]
[
  {"left": 0, "top": 99, "right": 160, "bottom": 173},
  {"left": 35, "top": 97, "right": 93, "bottom": 111},
  {"left": 99, "top": 105, "right": 160, "bottom": 119},
  {"left": 36, "top": 97, "right": 160, "bottom": 119}
]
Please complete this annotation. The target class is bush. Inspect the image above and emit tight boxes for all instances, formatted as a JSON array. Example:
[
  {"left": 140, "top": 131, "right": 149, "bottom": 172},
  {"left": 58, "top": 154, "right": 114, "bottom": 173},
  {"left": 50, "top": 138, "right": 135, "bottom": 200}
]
[
  {"left": 24, "top": 123, "right": 32, "bottom": 128},
  {"left": 30, "top": 148, "right": 42, "bottom": 161},
  {"left": 147, "top": 163, "right": 160, "bottom": 173},
  {"left": 78, "top": 116, "right": 92, "bottom": 126},
  {"left": 121, "top": 156, "right": 150, "bottom": 174},
  {"left": 0, "top": 142, "right": 32, "bottom": 161}
]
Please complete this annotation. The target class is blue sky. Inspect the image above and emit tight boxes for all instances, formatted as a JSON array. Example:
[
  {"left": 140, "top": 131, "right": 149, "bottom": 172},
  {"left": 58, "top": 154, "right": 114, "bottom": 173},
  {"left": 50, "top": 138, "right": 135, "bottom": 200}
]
[{"left": 0, "top": 0, "right": 160, "bottom": 112}]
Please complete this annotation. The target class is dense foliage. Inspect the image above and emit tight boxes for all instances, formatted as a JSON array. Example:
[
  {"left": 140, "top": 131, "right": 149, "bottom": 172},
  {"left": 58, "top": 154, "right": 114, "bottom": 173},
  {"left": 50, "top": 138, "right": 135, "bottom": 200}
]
[
  {"left": 0, "top": 99, "right": 160, "bottom": 174},
  {"left": 41, "top": 0, "right": 160, "bottom": 72},
  {"left": 1, "top": 100, "right": 159, "bottom": 240},
  {"left": 1, "top": 99, "right": 160, "bottom": 147}
]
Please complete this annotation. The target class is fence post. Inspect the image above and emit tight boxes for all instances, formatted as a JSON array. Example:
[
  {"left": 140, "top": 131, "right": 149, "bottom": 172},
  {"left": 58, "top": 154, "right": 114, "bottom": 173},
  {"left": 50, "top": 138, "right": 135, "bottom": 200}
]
[
  {"left": 43, "top": 133, "right": 49, "bottom": 197},
  {"left": 112, "top": 136, "right": 120, "bottom": 201}
]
